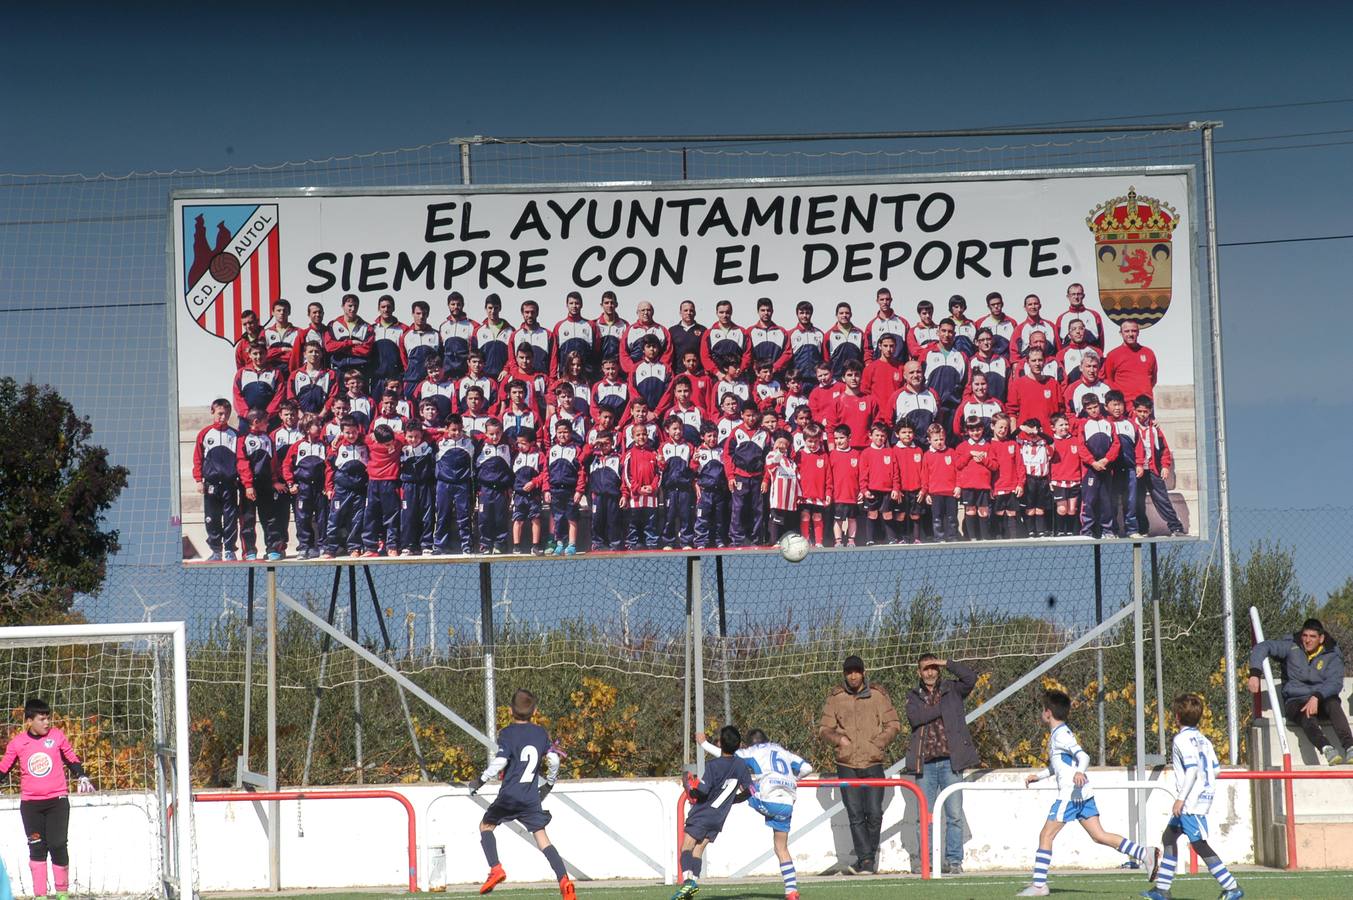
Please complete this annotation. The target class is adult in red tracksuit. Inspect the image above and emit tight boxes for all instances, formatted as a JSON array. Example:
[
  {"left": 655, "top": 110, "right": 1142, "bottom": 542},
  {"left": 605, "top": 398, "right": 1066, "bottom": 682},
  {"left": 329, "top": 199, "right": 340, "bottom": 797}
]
[
  {"left": 1102, "top": 320, "right": 1158, "bottom": 405},
  {"left": 363, "top": 425, "right": 405, "bottom": 555},
  {"left": 621, "top": 429, "right": 661, "bottom": 550},
  {"left": 722, "top": 403, "right": 770, "bottom": 546},
  {"left": 1075, "top": 397, "right": 1120, "bottom": 538},
  {"left": 1005, "top": 350, "right": 1064, "bottom": 433}
]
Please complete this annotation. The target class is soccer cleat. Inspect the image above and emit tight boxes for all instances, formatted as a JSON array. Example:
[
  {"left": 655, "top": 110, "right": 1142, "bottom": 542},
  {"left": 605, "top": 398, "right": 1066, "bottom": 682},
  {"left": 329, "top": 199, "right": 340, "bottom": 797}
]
[
  {"left": 1321, "top": 744, "right": 1339, "bottom": 765},
  {"left": 669, "top": 878, "right": 699, "bottom": 900},
  {"left": 1016, "top": 886, "right": 1050, "bottom": 897},
  {"left": 1145, "top": 846, "right": 1162, "bottom": 881},
  {"left": 266, "top": 551, "right": 283, "bottom": 561},
  {"left": 786, "top": 891, "right": 800, "bottom": 900},
  {"left": 479, "top": 863, "right": 506, "bottom": 894},
  {"left": 554, "top": 543, "right": 565, "bottom": 555},
  {"left": 224, "top": 551, "right": 238, "bottom": 561},
  {"left": 1220, "top": 890, "right": 1244, "bottom": 900},
  {"left": 559, "top": 874, "right": 576, "bottom": 900},
  {"left": 564, "top": 544, "right": 577, "bottom": 555},
  {"left": 1140, "top": 890, "right": 1171, "bottom": 900}
]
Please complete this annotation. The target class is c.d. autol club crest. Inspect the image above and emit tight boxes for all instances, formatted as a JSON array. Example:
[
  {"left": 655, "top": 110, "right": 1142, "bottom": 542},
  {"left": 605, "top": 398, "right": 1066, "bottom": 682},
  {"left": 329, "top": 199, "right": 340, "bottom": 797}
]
[{"left": 1085, "top": 187, "right": 1178, "bottom": 329}]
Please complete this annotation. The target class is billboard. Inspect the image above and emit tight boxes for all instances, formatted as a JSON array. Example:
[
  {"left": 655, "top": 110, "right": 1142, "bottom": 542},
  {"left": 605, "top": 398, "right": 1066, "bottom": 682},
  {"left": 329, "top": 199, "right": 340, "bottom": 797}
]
[{"left": 172, "top": 170, "right": 1201, "bottom": 563}]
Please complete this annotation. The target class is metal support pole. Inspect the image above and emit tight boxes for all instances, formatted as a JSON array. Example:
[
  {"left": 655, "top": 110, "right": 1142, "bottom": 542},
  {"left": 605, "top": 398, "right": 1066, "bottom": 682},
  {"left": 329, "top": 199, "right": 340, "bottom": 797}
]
[
  {"left": 690, "top": 556, "right": 705, "bottom": 778},
  {"left": 361, "top": 566, "right": 428, "bottom": 780},
  {"left": 1202, "top": 123, "right": 1240, "bottom": 764},
  {"left": 347, "top": 566, "right": 364, "bottom": 784},
  {"left": 1151, "top": 544, "right": 1167, "bottom": 758},
  {"left": 1133, "top": 544, "right": 1148, "bottom": 843},
  {"left": 480, "top": 562, "right": 497, "bottom": 757},
  {"left": 683, "top": 574, "right": 693, "bottom": 770},
  {"left": 1094, "top": 545, "right": 1106, "bottom": 766},
  {"left": 302, "top": 569, "right": 342, "bottom": 786},
  {"left": 240, "top": 568, "right": 255, "bottom": 785},
  {"left": 716, "top": 556, "right": 732, "bottom": 725},
  {"left": 459, "top": 140, "right": 472, "bottom": 186},
  {"left": 266, "top": 566, "right": 279, "bottom": 891}
]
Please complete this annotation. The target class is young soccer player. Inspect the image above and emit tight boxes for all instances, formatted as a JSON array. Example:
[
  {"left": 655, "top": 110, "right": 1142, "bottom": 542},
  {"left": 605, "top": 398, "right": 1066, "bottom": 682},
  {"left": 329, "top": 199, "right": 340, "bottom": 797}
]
[
  {"left": 341, "top": 369, "right": 375, "bottom": 431},
  {"left": 693, "top": 422, "right": 731, "bottom": 549},
  {"left": 894, "top": 421, "right": 925, "bottom": 544},
  {"left": 545, "top": 420, "right": 585, "bottom": 555},
  {"left": 582, "top": 430, "right": 624, "bottom": 551},
  {"left": 1143, "top": 694, "right": 1243, "bottom": 900},
  {"left": 629, "top": 334, "right": 674, "bottom": 412},
  {"left": 1048, "top": 414, "right": 1083, "bottom": 537},
  {"left": 829, "top": 424, "right": 862, "bottom": 546},
  {"left": 751, "top": 360, "right": 784, "bottom": 412},
  {"left": 591, "top": 356, "right": 631, "bottom": 424},
  {"left": 921, "top": 422, "right": 960, "bottom": 542},
  {"left": 500, "top": 380, "right": 544, "bottom": 447},
  {"left": 1131, "top": 397, "right": 1186, "bottom": 537},
  {"left": 397, "top": 420, "right": 436, "bottom": 556},
  {"left": 833, "top": 361, "right": 878, "bottom": 450},
  {"left": 470, "top": 689, "right": 575, "bottom": 899},
  {"left": 762, "top": 430, "right": 800, "bottom": 545},
  {"left": 989, "top": 413, "right": 1025, "bottom": 540},
  {"left": 724, "top": 400, "right": 769, "bottom": 547},
  {"left": 954, "top": 417, "right": 998, "bottom": 541},
  {"left": 696, "top": 728, "right": 813, "bottom": 900},
  {"left": 859, "top": 421, "right": 899, "bottom": 545},
  {"left": 1017, "top": 690, "right": 1159, "bottom": 896},
  {"left": 861, "top": 333, "right": 906, "bottom": 409},
  {"left": 237, "top": 410, "right": 287, "bottom": 561},
  {"left": 714, "top": 391, "right": 742, "bottom": 445},
  {"left": 511, "top": 430, "right": 547, "bottom": 555},
  {"left": 476, "top": 420, "right": 513, "bottom": 554},
  {"left": 660, "top": 416, "right": 697, "bottom": 550},
  {"left": 321, "top": 415, "right": 369, "bottom": 559},
  {"left": 1017, "top": 419, "right": 1053, "bottom": 538},
  {"left": 673, "top": 725, "right": 754, "bottom": 900},
  {"left": 233, "top": 340, "right": 284, "bottom": 427},
  {"left": 283, "top": 415, "right": 330, "bottom": 559},
  {"left": 460, "top": 386, "right": 492, "bottom": 439},
  {"left": 362, "top": 423, "right": 405, "bottom": 557},
  {"left": 289, "top": 343, "right": 338, "bottom": 416},
  {"left": 711, "top": 355, "right": 751, "bottom": 413},
  {"left": 808, "top": 361, "right": 844, "bottom": 431},
  {"left": 1075, "top": 394, "right": 1119, "bottom": 538},
  {"left": 193, "top": 398, "right": 241, "bottom": 561},
  {"left": 797, "top": 423, "right": 831, "bottom": 547},
  {"left": 432, "top": 415, "right": 476, "bottom": 555},
  {"left": 413, "top": 354, "right": 457, "bottom": 422},
  {"left": 1, "top": 698, "right": 96, "bottom": 899},
  {"left": 622, "top": 421, "right": 661, "bottom": 550},
  {"left": 667, "top": 376, "right": 706, "bottom": 444},
  {"left": 1104, "top": 390, "right": 1139, "bottom": 538}
]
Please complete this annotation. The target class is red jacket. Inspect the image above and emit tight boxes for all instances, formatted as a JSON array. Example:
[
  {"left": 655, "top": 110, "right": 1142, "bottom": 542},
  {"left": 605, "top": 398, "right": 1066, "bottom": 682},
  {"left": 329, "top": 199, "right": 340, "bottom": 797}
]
[
  {"left": 1103, "top": 343, "right": 1158, "bottom": 404},
  {"left": 1133, "top": 419, "right": 1175, "bottom": 474},
  {"left": 859, "top": 445, "right": 899, "bottom": 494},
  {"left": 920, "top": 447, "right": 959, "bottom": 495},
  {"left": 861, "top": 358, "right": 906, "bottom": 410},
  {"left": 1049, "top": 434, "right": 1084, "bottom": 484},
  {"left": 829, "top": 446, "right": 862, "bottom": 501},
  {"left": 894, "top": 444, "right": 925, "bottom": 492},
  {"left": 808, "top": 380, "right": 847, "bottom": 430},
  {"left": 364, "top": 432, "right": 406, "bottom": 481},
  {"left": 620, "top": 445, "right": 660, "bottom": 505},
  {"left": 834, "top": 391, "right": 880, "bottom": 449},
  {"left": 990, "top": 438, "right": 1025, "bottom": 494},
  {"left": 796, "top": 446, "right": 832, "bottom": 503},
  {"left": 1005, "top": 375, "right": 1064, "bottom": 432},
  {"left": 953, "top": 439, "right": 998, "bottom": 490}
]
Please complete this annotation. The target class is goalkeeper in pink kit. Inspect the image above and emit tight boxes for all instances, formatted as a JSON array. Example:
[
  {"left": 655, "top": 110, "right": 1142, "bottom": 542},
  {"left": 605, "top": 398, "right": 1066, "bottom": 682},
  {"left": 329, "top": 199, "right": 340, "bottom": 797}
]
[{"left": 1, "top": 699, "right": 96, "bottom": 899}]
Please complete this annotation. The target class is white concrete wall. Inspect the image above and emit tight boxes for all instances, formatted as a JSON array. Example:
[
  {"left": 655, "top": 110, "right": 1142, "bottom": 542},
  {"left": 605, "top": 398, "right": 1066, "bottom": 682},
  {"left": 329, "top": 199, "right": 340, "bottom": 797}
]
[{"left": 0, "top": 769, "right": 1257, "bottom": 892}]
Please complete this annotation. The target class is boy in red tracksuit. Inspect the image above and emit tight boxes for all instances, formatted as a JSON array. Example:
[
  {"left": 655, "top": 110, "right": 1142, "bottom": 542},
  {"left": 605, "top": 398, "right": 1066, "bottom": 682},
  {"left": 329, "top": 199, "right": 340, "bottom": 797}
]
[
  {"left": 622, "top": 422, "right": 661, "bottom": 550},
  {"left": 861, "top": 334, "right": 906, "bottom": 409},
  {"left": 237, "top": 410, "right": 287, "bottom": 561},
  {"left": 832, "top": 362, "right": 878, "bottom": 450},
  {"left": 677, "top": 350, "right": 715, "bottom": 416},
  {"left": 858, "top": 422, "right": 900, "bottom": 546},
  {"left": 829, "top": 425, "right": 862, "bottom": 547},
  {"left": 954, "top": 418, "right": 998, "bottom": 541},
  {"left": 808, "top": 362, "right": 845, "bottom": 431},
  {"left": 1048, "top": 413, "right": 1084, "bottom": 536},
  {"left": 893, "top": 421, "right": 926, "bottom": 544},
  {"left": 1131, "top": 396, "right": 1185, "bottom": 536},
  {"left": 921, "top": 422, "right": 960, "bottom": 542},
  {"left": 796, "top": 423, "right": 832, "bottom": 547},
  {"left": 362, "top": 423, "right": 406, "bottom": 556},
  {"left": 988, "top": 413, "right": 1025, "bottom": 540}
]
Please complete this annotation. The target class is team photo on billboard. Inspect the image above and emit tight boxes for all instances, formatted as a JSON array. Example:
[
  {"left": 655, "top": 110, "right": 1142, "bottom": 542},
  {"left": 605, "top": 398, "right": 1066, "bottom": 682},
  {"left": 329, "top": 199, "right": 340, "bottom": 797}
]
[{"left": 172, "top": 171, "right": 1200, "bottom": 562}]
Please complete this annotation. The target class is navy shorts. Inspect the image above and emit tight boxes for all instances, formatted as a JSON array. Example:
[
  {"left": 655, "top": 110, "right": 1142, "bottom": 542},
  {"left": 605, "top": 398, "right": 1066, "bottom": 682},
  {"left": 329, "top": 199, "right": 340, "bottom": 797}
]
[
  {"left": 992, "top": 492, "right": 1019, "bottom": 514},
  {"left": 896, "top": 490, "right": 921, "bottom": 517},
  {"left": 960, "top": 488, "right": 990, "bottom": 509},
  {"left": 860, "top": 492, "right": 886, "bottom": 513},
  {"left": 833, "top": 502, "right": 858, "bottom": 522},
  {"left": 1023, "top": 476, "right": 1051, "bottom": 510},
  {"left": 483, "top": 796, "right": 552, "bottom": 833},
  {"left": 683, "top": 811, "right": 723, "bottom": 843},
  {"left": 1051, "top": 482, "right": 1081, "bottom": 502},
  {"left": 512, "top": 491, "right": 542, "bottom": 521}
]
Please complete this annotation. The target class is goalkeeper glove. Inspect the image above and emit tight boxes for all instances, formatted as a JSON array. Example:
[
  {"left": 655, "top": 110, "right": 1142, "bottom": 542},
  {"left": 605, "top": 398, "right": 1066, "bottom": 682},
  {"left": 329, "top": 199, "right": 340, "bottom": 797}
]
[
  {"left": 538, "top": 782, "right": 553, "bottom": 800},
  {"left": 77, "top": 776, "right": 95, "bottom": 794},
  {"left": 466, "top": 776, "right": 485, "bottom": 796}
]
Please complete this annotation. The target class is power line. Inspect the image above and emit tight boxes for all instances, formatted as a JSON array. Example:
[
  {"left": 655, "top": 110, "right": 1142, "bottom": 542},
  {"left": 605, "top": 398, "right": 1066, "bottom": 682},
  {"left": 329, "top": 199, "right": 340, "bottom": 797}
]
[
  {"left": 1008, "top": 96, "right": 1353, "bottom": 129},
  {"left": 1219, "top": 233, "right": 1353, "bottom": 247}
]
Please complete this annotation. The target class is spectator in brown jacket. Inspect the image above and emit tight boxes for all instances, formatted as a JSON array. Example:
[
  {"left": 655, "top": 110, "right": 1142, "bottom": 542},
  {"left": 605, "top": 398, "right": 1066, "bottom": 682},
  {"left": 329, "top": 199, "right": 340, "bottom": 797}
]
[{"left": 817, "top": 654, "right": 901, "bottom": 874}]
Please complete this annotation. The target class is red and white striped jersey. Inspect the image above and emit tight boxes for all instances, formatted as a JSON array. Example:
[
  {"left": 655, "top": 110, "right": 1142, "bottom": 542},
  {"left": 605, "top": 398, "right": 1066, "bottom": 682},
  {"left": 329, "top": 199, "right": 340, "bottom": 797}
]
[{"left": 763, "top": 449, "right": 800, "bottom": 511}]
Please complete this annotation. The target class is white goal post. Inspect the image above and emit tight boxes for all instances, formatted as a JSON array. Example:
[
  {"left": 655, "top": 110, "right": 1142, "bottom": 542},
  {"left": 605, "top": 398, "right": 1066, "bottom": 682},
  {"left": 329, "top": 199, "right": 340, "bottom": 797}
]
[{"left": 0, "top": 622, "right": 195, "bottom": 899}]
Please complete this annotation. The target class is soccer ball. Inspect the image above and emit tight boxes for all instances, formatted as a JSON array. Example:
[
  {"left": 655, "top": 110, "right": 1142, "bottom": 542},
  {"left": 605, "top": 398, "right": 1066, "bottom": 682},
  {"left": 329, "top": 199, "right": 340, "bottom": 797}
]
[{"left": 778, "top": 532, "right": 810, "bottom": 563}]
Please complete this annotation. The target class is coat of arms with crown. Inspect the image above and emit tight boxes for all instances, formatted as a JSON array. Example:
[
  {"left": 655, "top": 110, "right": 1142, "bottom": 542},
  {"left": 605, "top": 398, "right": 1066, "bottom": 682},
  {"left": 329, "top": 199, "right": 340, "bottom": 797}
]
[{"left": 1086, "top": 187, "right": 1178, "bottom": 329}]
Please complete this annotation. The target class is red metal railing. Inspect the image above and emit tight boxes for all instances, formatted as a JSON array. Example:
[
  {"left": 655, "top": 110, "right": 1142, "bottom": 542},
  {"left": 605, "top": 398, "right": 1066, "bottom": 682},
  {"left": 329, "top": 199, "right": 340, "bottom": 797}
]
[
  {"left": 675, "top": 777, "right": 932, "bottom": 881},
  {"left": 194, "top": 789, "right": 419, "bottom": 892}
]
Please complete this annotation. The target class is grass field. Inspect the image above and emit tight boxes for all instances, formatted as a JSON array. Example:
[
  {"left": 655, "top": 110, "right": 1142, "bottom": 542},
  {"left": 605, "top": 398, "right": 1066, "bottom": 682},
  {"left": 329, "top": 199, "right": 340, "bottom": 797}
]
[{"left": 236, "top": 870, "right": 1353, "bottom": 900}]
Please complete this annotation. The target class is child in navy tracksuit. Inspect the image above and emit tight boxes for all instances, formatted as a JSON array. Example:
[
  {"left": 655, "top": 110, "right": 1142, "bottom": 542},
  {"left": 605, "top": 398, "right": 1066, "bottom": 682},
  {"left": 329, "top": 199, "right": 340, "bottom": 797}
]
[
  {"left": 723, "top": 401, "right": 769, "bottom": 546},
  {"left": 283, "top": 415, "right": 330, "bottom": 559},
  {"left": 193, "top": 398, "right": 242, "bottom": 561},
  {"left": 545, "top": 421, "right": 585, "bottom": 555},
  {"left": 583, "top": 431, "right": 623, "bottom": 551},
  {"left": 323, "top": 416, "right": 370, "bottom": 557},
  {"left": 475, "top": 420, "right": 514, "bottom": 554},
  {"left": 1104, "top": 390, "right": 1139, "bottom": 537},
  {"left": 237, "top": 410, "right": 287, "bottom": 560},
  {"left": 512, "top": 432, "right": 547, "bottom": 555},
  {"left": 398, "top": 420, "right": 436, "bottom": 555},
  {"left": 1076, "top": 394, "right": 1120, "bottom": 538},
  {"left": 433, "top": 414, "right": 476, "bottom": 555},
  {"left": 693, "top": 422, "right": 730, "bottom": 549},
  {"left": 659, "top": 416, "right": 697, "bottom": 549},
  {"left": 363, "top": 424, "right": 405, "bottom": 556}
]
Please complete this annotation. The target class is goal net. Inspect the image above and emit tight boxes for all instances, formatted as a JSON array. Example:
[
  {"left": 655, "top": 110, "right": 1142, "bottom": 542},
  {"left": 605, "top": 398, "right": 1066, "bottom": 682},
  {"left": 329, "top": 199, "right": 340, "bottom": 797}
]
[{"left": 0, "top": 623, "right": 195, "bottom": 899}]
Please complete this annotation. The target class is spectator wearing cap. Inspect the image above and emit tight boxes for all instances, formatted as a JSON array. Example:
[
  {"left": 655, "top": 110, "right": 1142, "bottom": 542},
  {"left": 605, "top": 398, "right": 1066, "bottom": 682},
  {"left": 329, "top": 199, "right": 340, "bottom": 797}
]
[
  {"left": 1249, "top": 618, "right": 1352, "bottom": 765},
  {"left": 817, "top": 654, "right": 901, "bottom": 875},
  {"left": 905, "top": 654, "right": 979, "bottom": 874}
]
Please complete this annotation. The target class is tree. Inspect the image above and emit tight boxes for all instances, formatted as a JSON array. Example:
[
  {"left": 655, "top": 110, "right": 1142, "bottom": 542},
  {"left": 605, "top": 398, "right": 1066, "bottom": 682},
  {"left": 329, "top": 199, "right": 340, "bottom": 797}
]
[{"left": 0, "top": 378, "right": 128, "bottom": 624}]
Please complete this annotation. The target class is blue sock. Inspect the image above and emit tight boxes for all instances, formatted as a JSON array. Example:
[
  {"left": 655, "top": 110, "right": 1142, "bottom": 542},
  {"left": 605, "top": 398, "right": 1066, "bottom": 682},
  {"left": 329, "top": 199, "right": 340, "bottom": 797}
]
[
  {"left": 1204, "top": 855, "right": 1237, "bottom": 891},
  {"left": 680, "top": 849, "right": 700, "bottom": 882},
  {"left": 1117, "top": 838, "right": 1145, "bottom": 862},
  {"left": 541, "top": 844, "right": 567, "bottom": 880},
  {"left": 480, "top": 831, "right": 499, "bottom": 867},
  {"left": 780, "top": 859, "right": 797, "bottom": 894},
  {"left": 1032, "top": 849, "right": 1052, "bottom": 886},
  {"left": 1155, "top": 854, "right": 1177, "bottom": 891}
]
